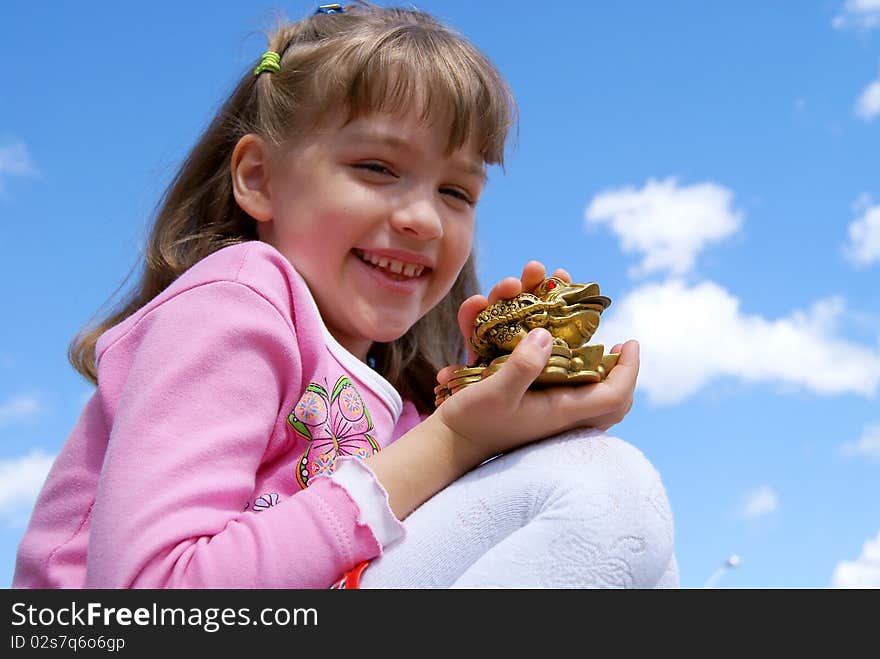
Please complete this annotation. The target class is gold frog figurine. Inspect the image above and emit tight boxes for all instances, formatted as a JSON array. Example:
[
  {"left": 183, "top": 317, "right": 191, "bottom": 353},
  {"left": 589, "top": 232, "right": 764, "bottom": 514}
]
[{"left": 434, "top": 277, "right": 619, "bottom": 407}]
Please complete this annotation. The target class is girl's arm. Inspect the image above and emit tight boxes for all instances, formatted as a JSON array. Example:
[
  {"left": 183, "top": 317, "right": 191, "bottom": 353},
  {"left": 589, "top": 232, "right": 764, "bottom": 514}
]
[
  {"left": 87, "top": 281, "right": 386, "bottom": 588},
  {"left": 368, "top": 334, "right": 640, "bottom": 520}
]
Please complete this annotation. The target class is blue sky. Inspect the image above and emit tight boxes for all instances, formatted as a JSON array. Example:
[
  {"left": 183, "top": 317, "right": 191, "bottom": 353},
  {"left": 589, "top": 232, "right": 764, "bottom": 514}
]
[{"left": 1, "top": 1, "right": 879, "bottom": 589}]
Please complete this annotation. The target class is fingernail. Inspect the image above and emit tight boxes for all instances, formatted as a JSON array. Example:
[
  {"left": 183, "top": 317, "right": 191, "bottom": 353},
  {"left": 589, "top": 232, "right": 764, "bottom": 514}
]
[{"left": 524, "top": 328, "right": 552, "bottom": 350}]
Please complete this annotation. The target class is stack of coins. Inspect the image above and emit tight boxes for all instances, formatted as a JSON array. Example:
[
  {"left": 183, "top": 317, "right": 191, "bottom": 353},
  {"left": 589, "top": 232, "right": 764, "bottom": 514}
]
[
  {"left": 434, "top": 366, "right": 485, "bottom": 407},
  {"left": 445, "top": 367, "right": 485, "bottom": 393},
  {"left": 433, "top": 348, "right": 621, "bottom": 407},
  {"left": 434, "top": 382, "right": 449, "bottom": 408}
]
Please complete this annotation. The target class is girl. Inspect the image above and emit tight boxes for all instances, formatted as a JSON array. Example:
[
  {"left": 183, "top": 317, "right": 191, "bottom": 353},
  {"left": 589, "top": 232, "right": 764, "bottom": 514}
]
[{"left": 14, "top": 3, "right": 677, "bottom": 589}]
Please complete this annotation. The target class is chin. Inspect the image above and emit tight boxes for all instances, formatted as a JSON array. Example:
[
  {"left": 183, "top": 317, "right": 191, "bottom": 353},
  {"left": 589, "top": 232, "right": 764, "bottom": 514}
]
[
  {"left": 369, "top": 317, "right": 420, "bottom": 344},
  {"left": 371, "top": 327, "right": 411, "bottom": 344}
]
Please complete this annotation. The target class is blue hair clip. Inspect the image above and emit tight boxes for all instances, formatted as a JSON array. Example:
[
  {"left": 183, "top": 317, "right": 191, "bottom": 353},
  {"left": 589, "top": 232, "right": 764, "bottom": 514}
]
[{"left": 315, "top": 4, "right": 344, "bottom": 14}]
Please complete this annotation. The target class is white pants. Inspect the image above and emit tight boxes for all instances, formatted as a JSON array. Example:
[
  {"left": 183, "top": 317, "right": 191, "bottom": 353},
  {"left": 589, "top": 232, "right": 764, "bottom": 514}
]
[{"left": 360, "top": 428, "right": 679, "bottom": 588}]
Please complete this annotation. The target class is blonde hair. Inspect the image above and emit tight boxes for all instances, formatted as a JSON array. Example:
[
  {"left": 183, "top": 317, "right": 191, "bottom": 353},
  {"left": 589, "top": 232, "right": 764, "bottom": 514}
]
[{"left": 69, "top": 2, "right": 516, "bottom": 413}]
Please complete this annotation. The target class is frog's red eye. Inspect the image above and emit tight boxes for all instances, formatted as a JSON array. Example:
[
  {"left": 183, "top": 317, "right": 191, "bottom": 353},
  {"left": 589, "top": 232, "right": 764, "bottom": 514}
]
[{"left": 546, "top": 280, "right": 556, "bottom": 290}]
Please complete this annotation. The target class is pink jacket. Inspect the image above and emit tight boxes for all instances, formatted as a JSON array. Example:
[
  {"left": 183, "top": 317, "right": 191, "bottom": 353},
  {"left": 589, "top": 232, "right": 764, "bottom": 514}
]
[{"left": 14, "top": 242, "right": 423, "bottom": 588}]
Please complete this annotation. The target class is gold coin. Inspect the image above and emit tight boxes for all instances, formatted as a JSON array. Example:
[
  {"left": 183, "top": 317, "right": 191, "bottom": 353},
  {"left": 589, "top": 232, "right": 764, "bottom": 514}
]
[
  {"left": 451, "top": 366, "right": 486, "bottom": 379},
  {"left": 449, "top": 381, "right": 478, "bottom": 394},
  {"left": 534, "top": 371, "right": 570, "bottom": 386},
  {"left": 447, "top": 375, "right": 483, "bottom": 389},
  {"left": 566, "top": 370, "right": 602, "bottom": 384},
  {"left": 449, "top": 371, "right": 484, "bottom": 383},
  {"left": 480, "top": 355, "right": 569, "bottom": 377}
]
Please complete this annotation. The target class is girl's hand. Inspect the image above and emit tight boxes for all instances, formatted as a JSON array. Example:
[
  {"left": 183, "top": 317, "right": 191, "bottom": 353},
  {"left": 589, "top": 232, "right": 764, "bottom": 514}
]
[
  {"left": 432, "top": 329, "right": 640, "bottom": 469},
  {"left": 456, "top": 260, "right": 571, "bottom": 366}
]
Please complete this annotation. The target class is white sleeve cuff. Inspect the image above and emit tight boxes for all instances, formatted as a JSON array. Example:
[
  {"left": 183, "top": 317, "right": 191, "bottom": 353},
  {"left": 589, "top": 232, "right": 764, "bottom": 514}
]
[{"left": 330, "top": 457, "right": 405, "bottom": 548}]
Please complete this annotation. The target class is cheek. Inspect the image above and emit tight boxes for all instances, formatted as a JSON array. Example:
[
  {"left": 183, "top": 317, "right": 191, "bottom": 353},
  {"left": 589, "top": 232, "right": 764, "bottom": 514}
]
[
  {"left": 448, "top": 222, "right": 474, "bottom": 269},
  {"left": 430, "top": 222, "right": 473, "bottom": 300},
  {"left": 273, "top": 209, "right": 355, "bottom": 259}
]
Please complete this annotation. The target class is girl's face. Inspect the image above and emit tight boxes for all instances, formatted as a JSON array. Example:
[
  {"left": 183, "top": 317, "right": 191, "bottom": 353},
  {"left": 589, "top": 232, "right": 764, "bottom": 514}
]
[{"left": 263, "top": 111, "right": 485, "bottom": 360}]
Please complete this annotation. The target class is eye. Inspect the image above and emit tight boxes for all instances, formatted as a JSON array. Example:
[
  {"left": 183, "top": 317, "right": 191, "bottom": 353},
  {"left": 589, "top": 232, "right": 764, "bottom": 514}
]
[
  {"left": 354, "top": 161, "right": 397, "bottom": 177},
  {"left": 440, "top": 187, "right": 475, "bottom": 206}
]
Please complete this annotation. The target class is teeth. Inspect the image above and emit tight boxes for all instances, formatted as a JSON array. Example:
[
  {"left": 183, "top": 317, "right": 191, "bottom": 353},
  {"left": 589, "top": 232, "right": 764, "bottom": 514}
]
[{"left": 357, "top": 250, "right": 425, "bottom": 279}]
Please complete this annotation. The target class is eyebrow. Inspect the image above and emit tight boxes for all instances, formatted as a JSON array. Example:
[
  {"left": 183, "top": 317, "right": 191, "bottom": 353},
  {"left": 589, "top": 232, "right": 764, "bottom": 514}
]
[{"left": 345, "top": 130, "right": 488, "bottom": 184}]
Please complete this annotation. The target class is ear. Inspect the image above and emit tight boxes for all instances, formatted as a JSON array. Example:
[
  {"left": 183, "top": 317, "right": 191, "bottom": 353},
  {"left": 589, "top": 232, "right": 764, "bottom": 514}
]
[{"left": 231, "top": 134, "right": 274, "bottom": 223}]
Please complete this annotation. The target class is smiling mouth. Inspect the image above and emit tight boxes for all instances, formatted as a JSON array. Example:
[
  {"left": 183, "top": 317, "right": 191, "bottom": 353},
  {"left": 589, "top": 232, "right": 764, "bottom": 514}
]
[{"left": 354, "top": 249, "right": 429, "bottom": 281}]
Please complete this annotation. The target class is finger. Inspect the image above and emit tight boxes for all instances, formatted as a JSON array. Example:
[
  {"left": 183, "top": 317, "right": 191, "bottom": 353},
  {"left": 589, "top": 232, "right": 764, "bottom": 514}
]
[
  {"left": 458, "top": 294, "right": 488, "bottom": 339},
  {"left": 485, "top": 328, "right": 553, "bottom": 400},
  {"left": 610, "top": 343, "right": 623, "bottom": 354},
  {"left": 603, "top": 339, "right": 640, "bottom": 388},
  {"left": 487, "top": 277, "right": 523, "bottom": 305},
  {"left": 551, "top": 267, "right": 571, "bottom": 283},
  {"left": 458, "top": 295, "right": 488, "bottom": 363},
  {"left": 520, "top": 261, "right": 547, "bottom": 293}
]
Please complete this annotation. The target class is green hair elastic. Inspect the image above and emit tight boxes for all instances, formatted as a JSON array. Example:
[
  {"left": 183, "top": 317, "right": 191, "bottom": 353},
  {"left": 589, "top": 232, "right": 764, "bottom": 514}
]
[{"left": 254, "top": 51, "right": 281, "bottom": 76}]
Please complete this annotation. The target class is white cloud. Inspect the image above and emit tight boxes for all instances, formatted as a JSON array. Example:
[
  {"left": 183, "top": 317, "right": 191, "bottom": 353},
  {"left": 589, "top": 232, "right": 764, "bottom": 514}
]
[
  {"left": 832, "top": 531, "right": 880, "bottom": 588},
  {"left": 833, "top": 0, "right": 880, "bottom": 30},
  {"left": 0, "top": 139, "right": 37, "bottom": 194},
  {"left": 0, "top": 394, "right": 41, "bottom": 427},
  {"left": 585, "top": 178, "right": 743, "bottom": 278},
  {"left": 844, "top": 202, "right": 880, "bottom": 266},
  {"left": 595, "top": 279, "right": 880, "bottom": 405},
  {"left": 855, "top": 78, "right": 880, "bottom": 120},
  {"left": 738, "top": 486, "right": 779, "bottom": 520},
  {"left": 841, "top": 422, "right": 880, "bottom": 460},
  {"left": 0, "top": 450, "right": 55, "bottom": 527}
]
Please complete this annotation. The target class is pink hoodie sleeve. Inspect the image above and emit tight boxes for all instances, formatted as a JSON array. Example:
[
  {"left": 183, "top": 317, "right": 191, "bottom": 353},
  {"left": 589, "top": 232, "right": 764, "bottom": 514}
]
[{"left": 86, "top": 280, "right": 382, "bottom": 588}]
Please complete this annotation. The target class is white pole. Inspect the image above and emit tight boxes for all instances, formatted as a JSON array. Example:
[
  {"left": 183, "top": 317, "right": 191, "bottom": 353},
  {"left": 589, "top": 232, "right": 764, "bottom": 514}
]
[{"left": 703, "top": 555, "right": 741, "bottom": 588}]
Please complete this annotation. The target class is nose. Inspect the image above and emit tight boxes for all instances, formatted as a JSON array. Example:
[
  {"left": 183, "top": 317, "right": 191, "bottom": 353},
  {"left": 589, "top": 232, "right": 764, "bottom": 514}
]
[{"left": 389, "top": 190, "right": 443, "bottom": 241}]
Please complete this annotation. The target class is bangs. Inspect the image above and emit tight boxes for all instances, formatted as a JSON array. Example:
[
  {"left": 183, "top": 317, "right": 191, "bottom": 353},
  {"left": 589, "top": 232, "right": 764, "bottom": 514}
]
[{"left": 310, "top": 24, "right": 515, "bottom": 165}]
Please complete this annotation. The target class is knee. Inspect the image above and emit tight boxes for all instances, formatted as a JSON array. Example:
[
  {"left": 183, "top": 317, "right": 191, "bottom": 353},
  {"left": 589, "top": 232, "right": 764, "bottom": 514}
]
[
  {"left": 516, "top": 428, "right": 668, "bottom": 494},
  {"left": 525, "top": 428, "right": 678, "bottom": 587}
]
